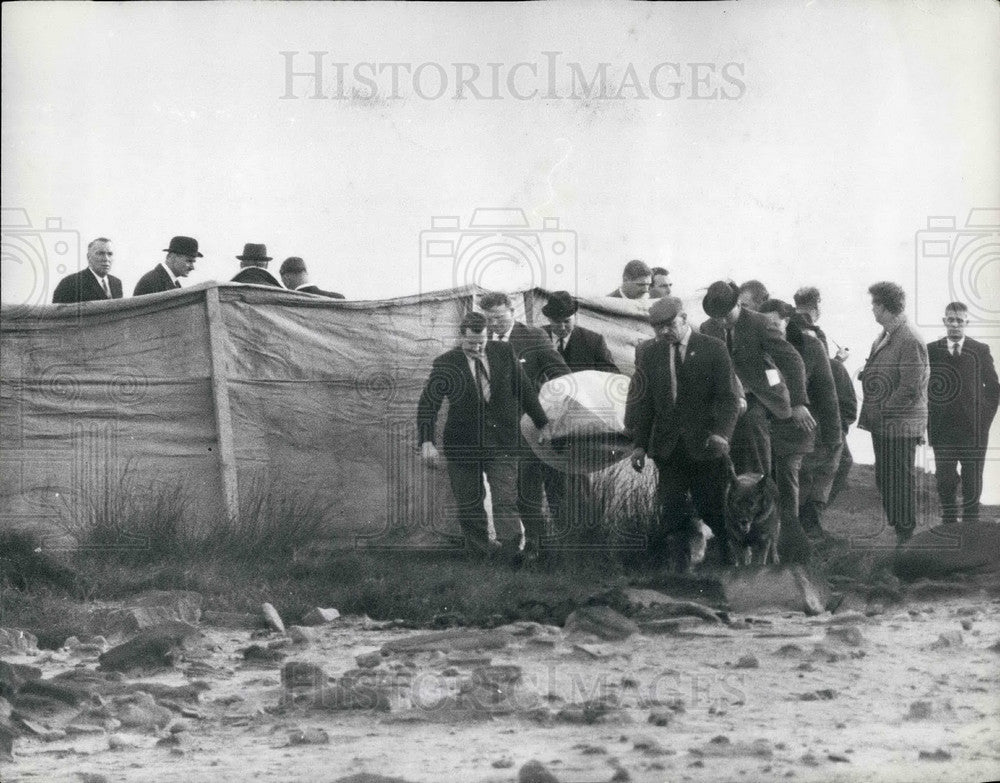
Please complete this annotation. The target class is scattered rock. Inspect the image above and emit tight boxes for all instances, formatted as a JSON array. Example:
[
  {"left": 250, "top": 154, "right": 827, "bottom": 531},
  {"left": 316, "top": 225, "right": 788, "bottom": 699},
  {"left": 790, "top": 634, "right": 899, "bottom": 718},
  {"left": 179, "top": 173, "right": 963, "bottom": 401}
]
[
  {"left": 98, "top": 622, "right": 202, "bottom": 672},
  {"left": 108, "top": 733, "right": 140, "bottom": 750},
  {"left": 722, "top": 566, "right": 828, "bottom": 616},
  {"left": 310, "top": 681, "right": 393, "bottom": 711},
  {"left": 1, "top": 660, "right": 42, "bottom": 698},
  {"left": 518, "top": 759, "right": 560, "bottom": 783},
  {"left": 633, "top": 735, "right": 671, "bottom": 755},
  {"left": 471, "top": 665, "right": 522, "bottom": 689},
  {"left": 381, "top": 629, "right": 510, "bottom": 655},
  {"left": 115, "top": 692, "right": 172, "bottom": 731},
  {"left": 242, "top": 644, "right": 286, "bottom": 663},
  {"left": 556, "top": 696, "right": 623, "bottom": 725},
  {"left": 774, "top": 643, "right": 805, "bottom": 658},
  {"left": 918, "top": 748, "right": 952, "bottom": 761},
  {"left": 90, "top": 591, "right": 202, "bottom": 641},
  {"left": 647, "top": 711, "right": 673, "bottom": 727},
  {"left": 828, "top": 753, "right": 851, "bottom": 763},
  {"left": 691, "top": 735, "right": 773, "bottom": 759},
  {"left": 735, "top": 655, "right": 760, "bottom": 669},
  {"left": 301, "top": 607, "right": 341, "bottom": 626},
  {"left": 799, "top": 689, "right": 837, "bottom": 701},
  {"left": 288, "top": 727, "right": 329, "bottom": 745},
  {"left": 624, "top": 590, "right": 724, "bottom": 623},
  {"left": 905, "top": 700, "right": 934, "bottom": 720},
  {"left": 261, "top": 603, "right": 285, "bottom": 634},
  {"left": 281, "top": 662, "right": 327, "bottom": 688},
  {"left": 564, "top": 606, "right": 638, "bottom": 641},
  {"left": 14, "top": 717, "right": 66, "bottom": 741},
  {"left": 0, "top": 628, "right": 39, "bottom": 655},
  {"left": 960, "top": 619, "right": 973, "bottom": 631},
  {"left": 826, "top": 626, "right": 865, "bottom": 647},
  {"left": 76, "top": 773, "right": 109, "bottom": 783},
  {"left": 355, "top": 651, "right": 382, "bottom": 669},
  {"left": 492, "top": 757, "right": 515, "bottom": 768},
  {"left": 929, "top": 631, "right": 963, "bottom": 650},
  {"left": 893, "top": 521, "right": 1000, "bottom": 580},
  {"left": 288, "top": 626, "right": 317, "bottom": 644}
]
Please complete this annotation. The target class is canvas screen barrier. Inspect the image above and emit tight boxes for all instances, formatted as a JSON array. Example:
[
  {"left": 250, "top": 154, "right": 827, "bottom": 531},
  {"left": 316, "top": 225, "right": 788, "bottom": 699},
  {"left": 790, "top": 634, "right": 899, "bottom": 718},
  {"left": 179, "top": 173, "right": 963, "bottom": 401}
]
[{"left": 0, "top": 283, "right": 684, "bottom": 546}]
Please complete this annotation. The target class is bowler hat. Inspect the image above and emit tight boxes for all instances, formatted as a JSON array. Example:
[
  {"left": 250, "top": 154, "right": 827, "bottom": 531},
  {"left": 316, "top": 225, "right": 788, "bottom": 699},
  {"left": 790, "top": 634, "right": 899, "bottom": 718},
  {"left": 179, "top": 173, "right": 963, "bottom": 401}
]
[
  {"left": 703, "top": 280, "right": 739, "bottom": 319},
  {"left": 541, "top": 291, "right": 578, "bottom": 320},
  {"left": 163, "top": 236, "right": 203, "bottom": 258},
  {"left": 236, "top": 243, "right": 272, "bottom": 262},
  {"left": 649, "top": 296, "right": 684, "bottom": 325}
]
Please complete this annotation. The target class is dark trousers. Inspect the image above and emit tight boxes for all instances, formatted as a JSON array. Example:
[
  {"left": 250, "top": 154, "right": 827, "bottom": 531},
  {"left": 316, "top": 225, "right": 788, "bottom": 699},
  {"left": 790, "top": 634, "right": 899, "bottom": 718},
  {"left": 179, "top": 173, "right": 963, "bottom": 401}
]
[
  {"left": 653, "top": 441, "right": 728, "bottom": 553},
  {"left": 933, "top": 445, "right": 987, "bottom": 523},
  {"left": 828, "top": 437, "right": 853, "bottom": 505},
  {"left": 731, "top": 399, "right": 772, "bottom": 476},
  {"left": 871, "top": 433, "right": 920, "bottom": 539},
  {"left": 517, "top": 454, "right": 546, "bottom": 546},
  {"left": 447, "top": 453, "right": 520, "bottom": 551},
  {"left": 773, "top": 451, "right": 812, "bottom": 563}
]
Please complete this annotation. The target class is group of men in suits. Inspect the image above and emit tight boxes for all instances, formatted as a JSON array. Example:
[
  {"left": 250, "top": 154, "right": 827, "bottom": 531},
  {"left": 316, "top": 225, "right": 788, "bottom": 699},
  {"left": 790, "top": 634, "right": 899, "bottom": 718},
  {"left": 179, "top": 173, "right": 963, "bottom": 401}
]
[
  {"left": 420, "top": 276, "right": 997, "bottom": 568},
  {"left": 50, "top": 236, "right": 344, "bottom": 304}
]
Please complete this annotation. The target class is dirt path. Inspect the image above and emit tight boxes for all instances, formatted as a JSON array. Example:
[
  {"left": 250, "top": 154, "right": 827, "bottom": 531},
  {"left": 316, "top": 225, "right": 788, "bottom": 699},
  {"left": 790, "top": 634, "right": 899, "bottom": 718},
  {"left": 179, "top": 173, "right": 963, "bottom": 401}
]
[{"left": 4, "top": 591, "right": 999, "bottom": 783}]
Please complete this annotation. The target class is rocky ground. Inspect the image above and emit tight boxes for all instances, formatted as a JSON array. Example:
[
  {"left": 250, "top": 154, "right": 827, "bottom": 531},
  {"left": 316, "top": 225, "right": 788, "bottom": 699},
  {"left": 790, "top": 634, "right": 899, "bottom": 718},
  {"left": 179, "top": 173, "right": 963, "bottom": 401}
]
[{"left": 3, "top": 578, "right": 999, "bottom": 783}]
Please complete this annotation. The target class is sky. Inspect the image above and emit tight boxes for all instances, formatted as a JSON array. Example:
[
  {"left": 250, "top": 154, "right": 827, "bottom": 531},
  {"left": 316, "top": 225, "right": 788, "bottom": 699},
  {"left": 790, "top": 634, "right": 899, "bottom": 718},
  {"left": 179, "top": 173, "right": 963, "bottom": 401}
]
[{"left": 2, "top": 0, "right": 999, "bottom": 495}]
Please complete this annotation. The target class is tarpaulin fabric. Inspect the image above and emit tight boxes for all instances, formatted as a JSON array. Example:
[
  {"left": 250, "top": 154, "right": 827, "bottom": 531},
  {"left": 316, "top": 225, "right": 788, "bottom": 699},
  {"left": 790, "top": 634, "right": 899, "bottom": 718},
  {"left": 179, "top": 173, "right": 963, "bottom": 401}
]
[{"left": 1, "top": 283, "right": 681, "bottom": 545}]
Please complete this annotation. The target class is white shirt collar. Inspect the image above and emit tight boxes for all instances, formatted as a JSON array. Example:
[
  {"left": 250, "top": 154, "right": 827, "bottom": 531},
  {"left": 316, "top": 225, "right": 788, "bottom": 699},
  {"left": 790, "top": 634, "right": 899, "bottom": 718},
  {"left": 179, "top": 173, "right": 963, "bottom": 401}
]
[
  {"left": 159, "top": 261, "right": 179, "bottom": 285},
  {"left": 494, "top": 325, "right": 513, "bottom": 342},
  {"left": 948, "top": 336, "right": 965, "bottom": 350},
  {"left": 618, "top": 287, "right": 649, "bottom": 300},
  {"left": 89, "top": 267, "right": 109, "bottom": 287}
]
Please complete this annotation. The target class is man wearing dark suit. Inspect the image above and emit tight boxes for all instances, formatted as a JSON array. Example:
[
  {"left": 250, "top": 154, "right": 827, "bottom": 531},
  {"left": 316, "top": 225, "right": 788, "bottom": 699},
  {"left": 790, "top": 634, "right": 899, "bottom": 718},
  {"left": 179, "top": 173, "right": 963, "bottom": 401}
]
[
  {"left": 133, "top": 236, "right": 202, "bottom": 296},
  {"left": 792, "top": 285, "right": 859, "bottom": 504},
  {"left": 479, "top": 291, "right": 571, "bottom": 559},
  {"left": 608, "top": 259, "right": 653, "bottom": 299},
  {"left": 701, "top": 281, "right": 815, "bottom": 476},
  {"left": 52, "top": 238, "right": 123, "bottom": 304},
  {"left": 541, "top": 291, "right": 620, "bottom": 374},
  {"left": 927, "top": 302, "right": 999, "bottom": 524},
  {"left": 760, "top": 301, "right": 842, "bottom": 561},
  {"left": 279, "top": 256, "right": 345, "bottom": 299},
  {"left": 858, "top": 281, "right": 929, "bottom": 545},
  {"left": 626, "top": 296, "right": 741, "bottom": 569},
  {"left": 418, "top": 311, "right": 552, "bottom": 560},
  {"left": 231, "top": 243, "right": 283, "bottom": 287}
]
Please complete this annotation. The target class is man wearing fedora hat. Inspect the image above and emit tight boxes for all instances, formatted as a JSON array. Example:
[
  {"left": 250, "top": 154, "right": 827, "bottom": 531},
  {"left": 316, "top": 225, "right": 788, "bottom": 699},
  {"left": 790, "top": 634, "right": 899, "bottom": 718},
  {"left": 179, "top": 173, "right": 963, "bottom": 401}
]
[
  {"left": 626, "top": 296, "right": 741, "bottom": 570},
  {"left": 701, "top": 280, "right": 815, "bottom": 477},
  {"left": 279, "top": 256, "right": 345, "bottom": 299},
  {"left": 542, "top": 291, "right": 620, "bottom": 374},
  {"left": 133, "top": 236, "right": 202, "bottom": 296},
  {"left": 231, "top": 243, "right": 283, "bottom": 288}
]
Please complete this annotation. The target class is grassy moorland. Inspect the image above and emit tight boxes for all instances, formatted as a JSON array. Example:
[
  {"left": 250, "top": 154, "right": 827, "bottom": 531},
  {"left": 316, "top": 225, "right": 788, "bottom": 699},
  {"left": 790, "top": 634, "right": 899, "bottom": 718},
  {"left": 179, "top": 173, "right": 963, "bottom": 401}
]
[{"left": 1, "top": 462, "right": 990, "bottom": 647}]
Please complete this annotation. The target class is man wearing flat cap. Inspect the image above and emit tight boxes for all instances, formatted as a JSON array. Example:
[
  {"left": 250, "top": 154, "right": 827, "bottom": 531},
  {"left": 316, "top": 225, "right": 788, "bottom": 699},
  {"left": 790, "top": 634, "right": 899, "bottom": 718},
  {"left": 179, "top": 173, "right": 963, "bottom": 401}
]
[
  {"left": 626, "top": 296, "right": 741, "bottom": 570},
  {"left": 701, "top": 280, "right": 815, "bottom": 476},
  {"left": 542, "top": 291, "right": 620, "bottom": 374},
  {"left": 231, "top": 243, "right": 283, "bottom": 288},
  {"left": 279, "top": 256, "right": 345, "bottom": 299},
  {"left": 133, "top": 236, "right": 202, "bottom": 296}
]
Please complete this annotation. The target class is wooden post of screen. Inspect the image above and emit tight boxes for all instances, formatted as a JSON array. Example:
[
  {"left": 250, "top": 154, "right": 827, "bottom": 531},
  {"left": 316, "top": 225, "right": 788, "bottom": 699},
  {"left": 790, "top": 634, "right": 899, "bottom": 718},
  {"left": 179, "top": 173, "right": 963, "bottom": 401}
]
[{"left": 204, "top": 286, "right": 240, "bottom": 522}]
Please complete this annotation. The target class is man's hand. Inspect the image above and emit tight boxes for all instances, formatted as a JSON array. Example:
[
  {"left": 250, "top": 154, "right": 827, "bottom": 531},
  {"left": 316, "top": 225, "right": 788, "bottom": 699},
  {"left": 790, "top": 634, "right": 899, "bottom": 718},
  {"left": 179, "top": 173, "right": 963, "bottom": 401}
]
[
  {"left": 737, "top": 396, "right": 748, "bottom": 415},
  {"left": 630, "top": 447, "right": 646, "bottom": 472},
  {"left": 835, "top": 346, "right": 850, "bottom": 362},
  {"left": 704, "top": 434, "right": 729, "bottom": 458},
  {"left": 420, "top": 441, "right": 441, "bottom": 469},
  {"left": 789, "top": 405, "right": 817, "bottom": 432},
  {"left": 537, "top": 422, "right": 554, "bottom": 445}
]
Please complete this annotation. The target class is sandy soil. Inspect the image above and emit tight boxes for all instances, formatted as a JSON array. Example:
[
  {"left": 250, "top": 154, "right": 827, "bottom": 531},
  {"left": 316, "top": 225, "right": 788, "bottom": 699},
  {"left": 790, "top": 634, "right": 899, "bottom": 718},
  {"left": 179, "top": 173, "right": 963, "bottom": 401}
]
[{"left": 4, "top": 590, "right": 999, "bottom": 783}]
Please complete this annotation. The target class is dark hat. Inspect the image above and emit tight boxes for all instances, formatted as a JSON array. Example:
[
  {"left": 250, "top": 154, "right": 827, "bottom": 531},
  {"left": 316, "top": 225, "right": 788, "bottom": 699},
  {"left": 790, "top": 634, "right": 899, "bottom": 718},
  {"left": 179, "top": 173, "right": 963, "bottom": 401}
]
[
  {"left": 163, "top": 236, "right": 202, "bottom": 257},
  {"left": 703, "top": 280, "right": 740, "bottom": 319},
  {"left": 236, "top": 243, "right": 272, "bottom": 262},
  {"left": 649, "top": 296, "right": 684, "bottom": 325},
  {"left": 542, "top": 291, "right": 578, "bottom": 320}
]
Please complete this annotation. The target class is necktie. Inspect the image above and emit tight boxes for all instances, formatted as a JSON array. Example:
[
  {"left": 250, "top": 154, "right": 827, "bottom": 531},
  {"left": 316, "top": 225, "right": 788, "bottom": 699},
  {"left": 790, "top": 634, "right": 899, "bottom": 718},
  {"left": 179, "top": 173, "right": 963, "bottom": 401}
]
[
  {"left": 100, "top": 276, "right": 110, "bottom": 298},
  {"left": 951, "top": 342, "right": 960, "bottom": 357},
  {"left": 557, "top": 336, "right": 566, "bottom": 357},
  {"left": 725, "top": 328, "right": 733, "bottom": 354},
  {"left": 474, "top": 357, "right": 490, "bottom": 403},
  {"left": 670, "top": 344, "right": 679, "bottom": 403}
]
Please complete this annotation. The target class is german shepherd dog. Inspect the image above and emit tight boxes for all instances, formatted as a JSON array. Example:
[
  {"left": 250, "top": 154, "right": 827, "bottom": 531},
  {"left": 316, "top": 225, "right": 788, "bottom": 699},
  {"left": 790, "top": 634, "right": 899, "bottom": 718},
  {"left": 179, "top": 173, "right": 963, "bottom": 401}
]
[{"left": 723, "top": 459, "right": 781, "bottom": 566}]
